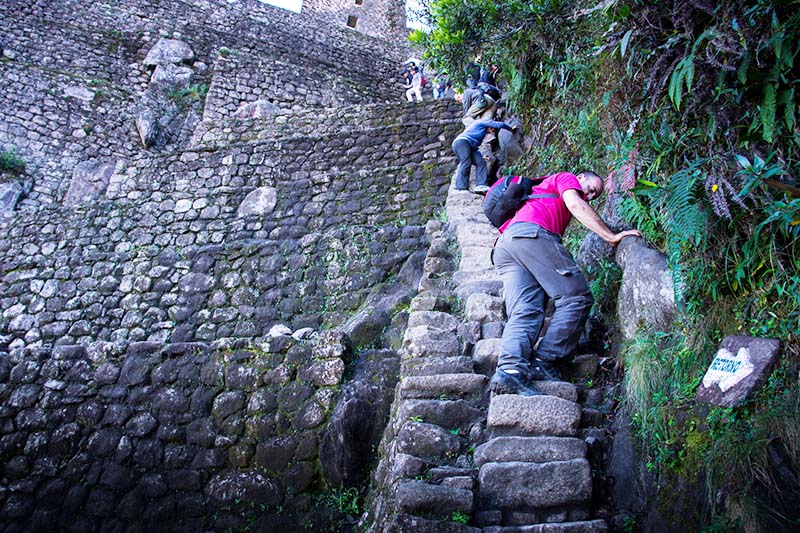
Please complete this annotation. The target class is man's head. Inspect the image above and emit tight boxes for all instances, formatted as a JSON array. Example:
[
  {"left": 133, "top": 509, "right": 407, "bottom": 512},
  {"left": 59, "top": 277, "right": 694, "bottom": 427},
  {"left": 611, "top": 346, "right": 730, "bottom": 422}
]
[
  {"left": 576, "top": 171, "right": 604, "bottom": 201},
  {"left": 475, "top": 53, "right": 482, "bottom": 63}
]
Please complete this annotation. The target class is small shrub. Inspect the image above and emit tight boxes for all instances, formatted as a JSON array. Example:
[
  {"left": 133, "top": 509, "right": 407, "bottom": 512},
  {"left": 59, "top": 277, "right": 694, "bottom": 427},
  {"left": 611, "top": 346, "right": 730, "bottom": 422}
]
[
  {"left": 451, "top": 511, "right": 469, "bottom": 524},
  {"left": 0, "top": 149, "right": 25, "bottom": 174}
]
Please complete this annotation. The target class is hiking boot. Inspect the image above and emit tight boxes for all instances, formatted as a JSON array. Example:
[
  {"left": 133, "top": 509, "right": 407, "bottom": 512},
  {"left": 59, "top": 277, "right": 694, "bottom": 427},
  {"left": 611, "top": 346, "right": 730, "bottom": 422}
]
[
  {"left": 530, "top": 359, "right": 562, "bottom": 382},
  {"left": 490, "top": 368, "right": 543, "bottom": 396},
  {"left": 473, "top": 185, "right": 490, "bottom": 195}
]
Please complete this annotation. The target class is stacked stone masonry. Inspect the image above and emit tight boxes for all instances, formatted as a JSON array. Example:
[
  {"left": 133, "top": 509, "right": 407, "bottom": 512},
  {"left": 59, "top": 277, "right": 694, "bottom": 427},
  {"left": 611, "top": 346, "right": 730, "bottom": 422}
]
[
  {"left": 0, "top": 331, "right": 363, "bottom": 530},
  {"left": 1, "top": 0, "right": 410, "bottom": 208}
]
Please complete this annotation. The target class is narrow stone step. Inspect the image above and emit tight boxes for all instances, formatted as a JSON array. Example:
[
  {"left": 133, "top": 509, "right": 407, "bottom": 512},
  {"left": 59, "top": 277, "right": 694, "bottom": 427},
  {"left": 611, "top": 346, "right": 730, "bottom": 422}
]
[
  {"left": 533, "top": 381, "right": 578, "bottom": 403},
  {"left": 473, "top": 436, "right": 587, "bottom": 467},
  {"left": 402, "top": 355, "right": 474, "bottom": 376},
  {"left": 398, "top": 399, "right": 483, "bottom": 433},
  {"left": 395, "top": 421, "right": 462, "bottom": 460},
  {"left": 401, "top": 373, "right": 488, "bottom": 401},
  {"left": 459, "top": 250, "right": 494, "bottom": 272},
  {"left": 465, "top": 293, "right": 504, "bottom": 323},
  {"left": 410, "top": 290, "right": 457, "bottom": 312},
  {"left": 402, "top": 325, "right": 460, "bottom": 358},
  {"left": 396, "top": 480, "right": 473, "bottom": 517},
  {"left": 407, "top": 311, "right": 460, "bottom": 332},
  {"left": 453, "top": 269, "right": 500, "bottom": 286},
  {"left": 477, "top": 459, "right": 592, "bottom": 509},
  {"left": 480, "top": 519, "right": 608, "bottom": 532},
  {"left": 384, "top": 513, "right": 480, "bottom": 532},
  {"left": 488, "top": 395, "right": 581, "bottom": 437}
]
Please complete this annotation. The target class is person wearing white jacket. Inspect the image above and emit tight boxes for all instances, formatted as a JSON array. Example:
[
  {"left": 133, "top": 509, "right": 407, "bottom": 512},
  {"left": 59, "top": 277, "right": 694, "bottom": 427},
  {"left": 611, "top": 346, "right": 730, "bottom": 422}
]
[{"left": 405, "top": 66, "right": 423, "bottom": 102}]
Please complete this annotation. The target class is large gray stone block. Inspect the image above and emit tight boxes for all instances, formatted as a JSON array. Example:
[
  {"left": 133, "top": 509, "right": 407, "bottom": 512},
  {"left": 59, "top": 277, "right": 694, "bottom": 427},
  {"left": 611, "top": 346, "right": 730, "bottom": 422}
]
[
  {"left": 481, "top": 519, "right": 608, "bottom": 532},
  {"left": 400, "top": 373, "right": 487, "bottom": 401},
  {"left": 395, "top": 480, "right": 473, "bottom": 516},
  {"left": 478, "top": 459, "right": 592, "bottom": 509},
  {"left": 488, "top": 395, "right": 581, "bottom": 436},
  {"left": 473, "top": 436, "right": 587, "bottom": 467},
  {"left": 615, "top": 238, "right": 677, "bottom": 339}
]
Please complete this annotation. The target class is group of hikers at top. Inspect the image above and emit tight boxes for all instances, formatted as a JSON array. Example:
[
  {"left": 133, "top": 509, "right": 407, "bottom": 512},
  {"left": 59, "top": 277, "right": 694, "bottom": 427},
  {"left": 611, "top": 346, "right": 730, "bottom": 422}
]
[{"left": 443, "top": 53, "right": 643, "bottom": 397}]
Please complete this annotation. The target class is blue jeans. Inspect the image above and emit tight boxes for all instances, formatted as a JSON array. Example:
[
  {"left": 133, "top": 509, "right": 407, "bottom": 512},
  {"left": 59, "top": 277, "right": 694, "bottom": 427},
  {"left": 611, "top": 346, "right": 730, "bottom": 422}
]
[
  {"left": 492, "top": 222, "right": 593, "bottom": 379},
  {"left": 451, "top": 138, "right": 487, "bottom": 190}
]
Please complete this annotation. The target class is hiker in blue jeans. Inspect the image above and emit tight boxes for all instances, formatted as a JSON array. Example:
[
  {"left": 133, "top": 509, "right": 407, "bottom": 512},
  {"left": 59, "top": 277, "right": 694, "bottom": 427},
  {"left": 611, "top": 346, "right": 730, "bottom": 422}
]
[
  {"left": 452, "top": 119, "right": 515, "bottom": 193},
  {"left": 490, "top": 171, "right": 642, "bottom": 396}
]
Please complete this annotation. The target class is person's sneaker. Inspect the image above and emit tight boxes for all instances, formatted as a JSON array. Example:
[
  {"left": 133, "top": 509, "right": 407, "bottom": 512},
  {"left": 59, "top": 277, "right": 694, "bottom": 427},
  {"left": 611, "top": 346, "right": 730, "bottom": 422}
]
[
  {"left": 490, "top": 368, "right": 543, "bottom": 396},
  {"left": 530, "top": 359, "right": 562, "bottom": 381},
  {"left": 473, "top": 185, "right": 490, "bottom": 195}
]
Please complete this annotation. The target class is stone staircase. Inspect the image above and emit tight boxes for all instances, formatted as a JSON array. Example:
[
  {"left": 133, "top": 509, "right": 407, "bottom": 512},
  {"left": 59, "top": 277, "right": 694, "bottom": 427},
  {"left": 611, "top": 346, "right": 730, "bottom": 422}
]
[{"left": 368, "top": 187, "right": 608, "bottom": 532}]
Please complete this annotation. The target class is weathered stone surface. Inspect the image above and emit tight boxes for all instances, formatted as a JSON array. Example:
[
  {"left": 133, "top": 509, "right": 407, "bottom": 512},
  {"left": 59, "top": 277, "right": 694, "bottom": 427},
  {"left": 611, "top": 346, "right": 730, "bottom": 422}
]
[
  {"left": 474, "top": 338, "right": 501, "bottom": 375},
  {"left": 395, "top": 480, "right": 473, "bottom": 516},
  {"left": 407, "top": 310, "right": 459, "bottom": 332},
  {"left": 615, "top": 238, "right": 677, "bottom": 339},
  {"left": 204, "top": 471, "right": 281, "bottom": 505},
  {"left": 396, "top": 421, "right": 462, "bottom": 459},
  {"left": 481, "top": 520, "right": 608, "bottom": 532},
  {"left": 478, "top": 459, "right": 592, "bottom": 508},
  {"left": 488, "top": 395, "right": 581, "bottom": 436},
  {"left": 473, "top": 436, "right": 587, "bottom": 467},
  {"left": 401, "top": 355, "right": 473, "bottom": 377},
  {"left": 0, "top": 181, "right": 25, "bottom": 215},
  {"left": 234, "top": 100, "right": 282, "bottom": 119},
  {"left": 64, "top": 159, "right": 117, "bottom": 206},
  {"left": 402, "top": 325, "right": 460, "bottom": 358},
  {"left": 398, "top": 399, "right": 482, "bottom": 432},
  {"left": 143, "top": 38, "right": 194, "bottom": 66},
  {"left": 465, "top": 292, "right": 504, "bottom": 323},
  {"left": 697, "top": 336, "right": 782, "bottom": 408},
  {"left": 400, "top": 373, "right": 487, "bottom": 401},
  {"left": 237, "top": 187, "right": 278, "bottom": 217},
  {"left": 150, "top": 64, "right": 193, "bottom": 88}
]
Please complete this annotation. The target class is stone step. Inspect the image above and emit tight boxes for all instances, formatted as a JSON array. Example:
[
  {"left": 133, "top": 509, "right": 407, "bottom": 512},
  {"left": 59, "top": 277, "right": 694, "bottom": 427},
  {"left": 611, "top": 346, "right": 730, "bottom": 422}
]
[
  {"left": 397, "top": 399, "right": 483, "bottom": 434},
  {"left": 453, "top": 268, "right": 500, "bottom": 286},
  {"left": 395, "top": 480, "right": 474, "bottom": 518},
  {"left": 384, "top": 513, "right": 480, "bottom": 533},
  {"left": 473, "top": 437, "right": 587, "bottom": 467},
  {"left": 400, "top": 373, "right": 488, "bottom": 401},
  {"left": 465, "top": 293, "right": 504, "bottom": 324},
  {"left": 402, "top": 325, "right": 460, "bottom": 358},
  {"left": 395, "top": 421, "right": 463, "bottom": 461},
  {"left": 409, "top": 290, "right": 458, "bottom": 313},
  {"left": 477, "top": 459, "right": 592, "bottom": 509},
  {"left": 480, "top": 519, "right": 608, "bottom": 532},
  {"left": 402, "top": 355, "right": 474, "bottom": 376},
  {"left": 488, "top": 395, "right": 581, "bottom": 437},
  {"left": 407, "top": 310, "right": 460, "bottom": 332}
]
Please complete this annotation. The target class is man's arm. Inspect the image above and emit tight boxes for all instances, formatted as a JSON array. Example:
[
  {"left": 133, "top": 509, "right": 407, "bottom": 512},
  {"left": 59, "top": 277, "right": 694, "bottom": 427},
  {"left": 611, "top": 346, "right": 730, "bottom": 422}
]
[{"left": 562, "top": 189, "right": 642, "bottom": 246}]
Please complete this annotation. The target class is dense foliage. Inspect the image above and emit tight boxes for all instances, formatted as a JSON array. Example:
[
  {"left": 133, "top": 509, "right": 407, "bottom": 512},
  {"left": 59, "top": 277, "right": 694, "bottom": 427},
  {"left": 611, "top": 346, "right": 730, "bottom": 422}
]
[{"left": 413, "top": 0, "right": 799, "bottom": 529}]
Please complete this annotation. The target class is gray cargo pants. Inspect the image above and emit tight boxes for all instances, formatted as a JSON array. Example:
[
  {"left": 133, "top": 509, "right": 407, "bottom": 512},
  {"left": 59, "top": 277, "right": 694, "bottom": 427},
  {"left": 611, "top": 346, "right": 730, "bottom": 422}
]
[{"left": 492, "top": 222, "right": 593, "bottom": 379}]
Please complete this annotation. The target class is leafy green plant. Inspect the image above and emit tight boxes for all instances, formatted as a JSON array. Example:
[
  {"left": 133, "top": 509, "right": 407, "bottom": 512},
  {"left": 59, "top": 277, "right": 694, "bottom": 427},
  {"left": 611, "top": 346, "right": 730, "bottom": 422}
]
[
  {"left": 0, "top": 149, "right": 25, "bottom": 174},
  {"left": 451, "top": 510, "right": 469, "bottom": 525},
  {"left": 317, "top": 486, "right": 361, "bottom": 515}
]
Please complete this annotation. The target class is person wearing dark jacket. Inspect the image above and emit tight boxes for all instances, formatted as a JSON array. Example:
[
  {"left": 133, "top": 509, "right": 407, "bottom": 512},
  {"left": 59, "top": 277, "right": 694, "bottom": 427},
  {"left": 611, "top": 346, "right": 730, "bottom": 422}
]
[
  {"left": 451, "top": 119, "right": 515, "bottom": 192},
  {"left": 464, "top": 54, "right": 482, "bottom": 89}
]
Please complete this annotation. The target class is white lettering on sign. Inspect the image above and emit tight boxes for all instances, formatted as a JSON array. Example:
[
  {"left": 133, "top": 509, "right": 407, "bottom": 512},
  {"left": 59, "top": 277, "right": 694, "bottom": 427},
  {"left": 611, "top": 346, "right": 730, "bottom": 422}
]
[{"left": 702, "top": 347, "right": 754, "bottom": 393}]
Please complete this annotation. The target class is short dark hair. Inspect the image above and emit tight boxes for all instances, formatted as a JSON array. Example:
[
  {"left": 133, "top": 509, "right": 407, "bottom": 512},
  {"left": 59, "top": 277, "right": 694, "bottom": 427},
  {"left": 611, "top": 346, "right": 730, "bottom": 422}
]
[{"left": 578, "top": 170, "right": 601, "bottom": 180}]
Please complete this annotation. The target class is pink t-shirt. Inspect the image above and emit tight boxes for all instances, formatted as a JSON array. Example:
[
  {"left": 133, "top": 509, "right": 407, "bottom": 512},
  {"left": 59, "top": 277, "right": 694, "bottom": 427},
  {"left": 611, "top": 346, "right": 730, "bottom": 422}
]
[{"left": 499, "top": 172, "right": 583, "bottom": 235}]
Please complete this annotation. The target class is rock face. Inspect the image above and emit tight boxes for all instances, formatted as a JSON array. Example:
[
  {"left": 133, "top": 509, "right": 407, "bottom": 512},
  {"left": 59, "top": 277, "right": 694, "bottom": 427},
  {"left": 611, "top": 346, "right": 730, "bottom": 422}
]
[
  {"left": 697, "top": 335, "right": 782, "bottom": 407},
  {"left": 64, "top": 159, "right": 117, "bottom": 205},
  {"left": 615, "top": 237, "right": 678, "bottom": 339}
]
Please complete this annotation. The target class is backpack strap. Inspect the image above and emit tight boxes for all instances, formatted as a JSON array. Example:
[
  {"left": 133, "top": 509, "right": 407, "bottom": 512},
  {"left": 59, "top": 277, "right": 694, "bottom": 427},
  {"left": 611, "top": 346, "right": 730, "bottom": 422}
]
[{"left": 526, "top": 193, "right": 559, "bottom": 200}]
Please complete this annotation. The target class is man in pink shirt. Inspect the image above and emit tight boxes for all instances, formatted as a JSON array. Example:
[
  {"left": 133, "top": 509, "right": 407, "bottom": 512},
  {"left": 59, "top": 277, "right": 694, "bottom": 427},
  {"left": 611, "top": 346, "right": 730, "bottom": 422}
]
[{"left": 490, "top": 171, "right": 641, "bottom": 396}]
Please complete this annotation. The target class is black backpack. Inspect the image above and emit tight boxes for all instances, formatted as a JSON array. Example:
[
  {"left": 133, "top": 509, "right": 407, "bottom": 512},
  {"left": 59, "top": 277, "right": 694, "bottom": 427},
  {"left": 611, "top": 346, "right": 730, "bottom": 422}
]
[{"left": 483, "top": 175, "right": 558, "bottom": 228}]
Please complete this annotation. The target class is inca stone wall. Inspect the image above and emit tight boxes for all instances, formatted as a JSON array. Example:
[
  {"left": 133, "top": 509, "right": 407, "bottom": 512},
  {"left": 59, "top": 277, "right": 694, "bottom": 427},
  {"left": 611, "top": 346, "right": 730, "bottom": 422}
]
[
  {"left": 1, "top": 0, "right": 458, "bottom": 529},
  {"left": 1, "top": 0, "right": 411, "bottom": 209},
  {"left": 0, "top": 331, "right": 371, "bottom": 531},
  {"left": 302, "top": 0, "right": 407, "bottom": 41}
]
